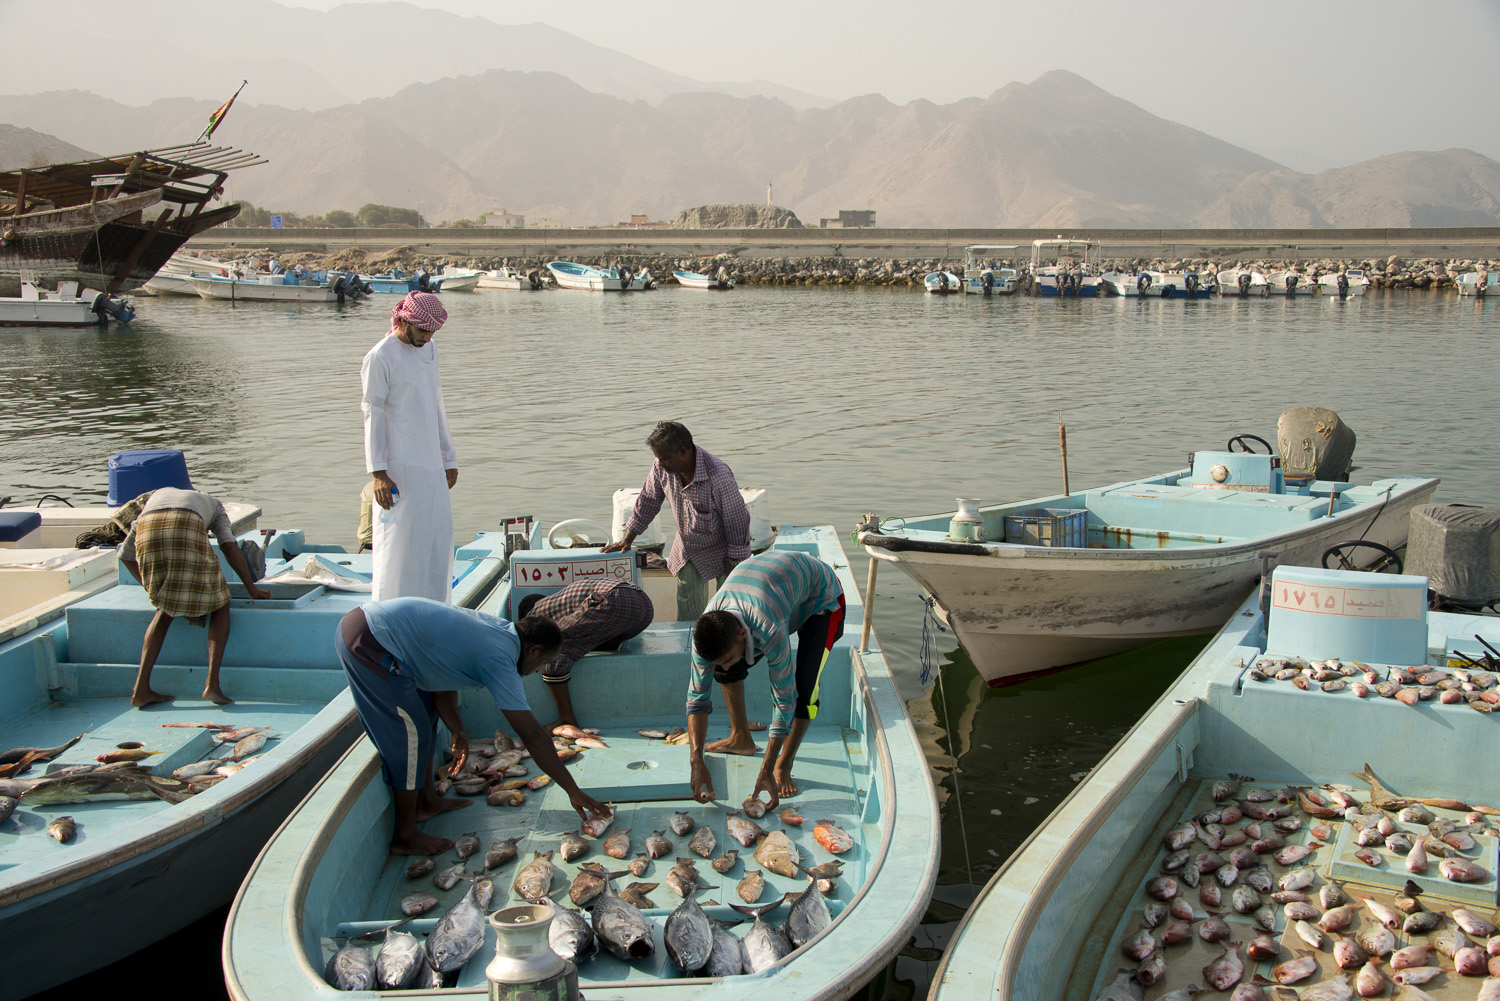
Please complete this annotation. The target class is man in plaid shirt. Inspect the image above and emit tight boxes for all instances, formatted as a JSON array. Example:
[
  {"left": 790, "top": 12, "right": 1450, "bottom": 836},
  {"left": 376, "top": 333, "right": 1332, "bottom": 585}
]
[
  {"left": 603, "top": 422, "right": 752, "bottom": 620},
  {"left": 517, "top": 580, "right": 653, "bottom": 729}
]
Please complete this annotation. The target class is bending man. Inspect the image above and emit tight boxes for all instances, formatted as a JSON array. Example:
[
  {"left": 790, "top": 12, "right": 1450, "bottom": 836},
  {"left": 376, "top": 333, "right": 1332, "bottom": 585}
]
[
  {"left": 335, "top": 597, "right": 610, "bottom": 855},
  {"left": 517, "top": 579, "right": 654, "bottom": 731},
  {"left": 686, "top": 550, "right": 845, "bottom": 810}
]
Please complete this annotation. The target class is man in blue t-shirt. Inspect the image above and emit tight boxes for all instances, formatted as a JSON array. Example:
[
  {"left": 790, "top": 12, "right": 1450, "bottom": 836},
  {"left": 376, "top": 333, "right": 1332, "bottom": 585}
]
[{"left": 335, "top": 596, "right": 610, "bottom": 855}]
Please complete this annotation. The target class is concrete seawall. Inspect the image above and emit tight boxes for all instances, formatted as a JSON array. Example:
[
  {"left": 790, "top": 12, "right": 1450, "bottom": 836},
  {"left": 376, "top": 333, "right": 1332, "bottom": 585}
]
[{"left": 189, "top": 226, "right": 1500, "bottom": 261}]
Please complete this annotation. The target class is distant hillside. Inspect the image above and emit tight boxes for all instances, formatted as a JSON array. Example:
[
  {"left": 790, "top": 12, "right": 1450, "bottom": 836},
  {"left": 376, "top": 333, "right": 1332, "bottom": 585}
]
[
  {"left": 4, "top": 71, "right": 1499, "bottom": 229},
  {"left": 0, "top": 124, "right": 94, "bottom": 170}
]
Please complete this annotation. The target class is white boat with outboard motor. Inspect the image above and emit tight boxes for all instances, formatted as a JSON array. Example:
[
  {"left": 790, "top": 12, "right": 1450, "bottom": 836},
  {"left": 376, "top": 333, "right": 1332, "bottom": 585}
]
[
  {"left": 923, "top": 271, "right": 963, "bottom": 294},
  {"left": 0, "top": 279, "right": 135, "bottom": 327},
  {"left": 675, "top": 268, "right": 735, "bottom": 289},
  {"left": 858, "top": 407, "right": 1439, "bottom": 686},
  {"left": 1318, "top": 267, "right": 1371, "bottom": 298},
  {"left": 189, "top": 270, "right": 363, "bottom": 303},
  {"left": 1265, "top": 269, "right": 1317, "bottom": 296},
  {"left": 477, "top": 266, "right": 550, "bottom": 290},
  {"left": 547, "top": 261, "right": 654, "bottom": 291},
  {"left": 1028, "top": 238, "right": 1102, "bottom": 297},
  {"left": 1456, "top": 269, "right": 1497, "bottom": 297},
  {"left": 927, "top": 508, "right": 1500, "bottom": 1001},
  {"left": 223, "top": 521, "right": 939, "bottom": 1001},
  {"left": 961, "top": 245, "right": 1022, "bottom": 295},
  {"left": 1215, "top": 267, "right": 1270, "bottom": 297}
]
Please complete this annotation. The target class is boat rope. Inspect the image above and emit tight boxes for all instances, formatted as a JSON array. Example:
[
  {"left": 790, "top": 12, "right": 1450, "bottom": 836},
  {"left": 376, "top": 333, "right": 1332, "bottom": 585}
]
[
  {"left": 1354, "top": 482, "right": 1396, "bottom": 543},
  {"left": 918, "top": 595, "right": 946, "bottom": 686},
  {"left": 925, "top": 595, "right": 977, "bottom": 894}
]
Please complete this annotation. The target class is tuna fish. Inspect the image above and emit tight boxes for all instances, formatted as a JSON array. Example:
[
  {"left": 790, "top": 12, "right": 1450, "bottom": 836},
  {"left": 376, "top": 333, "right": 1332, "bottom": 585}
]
[
  {"left": 324, "top": 942, "right": 376, "bottom": 990},
  {"left": 593, "top": 878, "right": 655, "bottom": 961},
  {"left": 704, "top": 923, "right": 744, "bottom": 977},
  {"left": 540, "top": 898, "right": 597, "bottom": 964},
  {"left": 375, "top": 930, "right": 426, "bottom": 990},
  {"left": 741, "top": 914, "right": 793, "bottom": 974},
  {"left": 664, "top": 891, "right": 713, "bottom": 971},
  {"left": 427, "top": 880, "right": 488, "bottom": 974}
]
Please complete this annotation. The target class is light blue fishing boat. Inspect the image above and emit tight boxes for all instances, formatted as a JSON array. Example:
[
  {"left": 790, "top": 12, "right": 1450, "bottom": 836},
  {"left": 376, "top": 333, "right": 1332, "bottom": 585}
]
[
  {"left": 360, "top": 269, "right": 430, "bottom": 294},
  {"left": 223, "top": 524, "right": 939, "bottom": 999},
  {"left": 859, "top": 409, "right": 1440, "bottom": 686},
  {"left": 547, "top": 261, "right": 654, "bottom": 291},
  {"left": 0, "top": 528, "right": 508, "bottom": 1000},
  {"left": 929, "top": 545, "right": 1500, "bottom": 1001},
  {"left": 923, "top": 271, "right": 963, "bottom": 294}
]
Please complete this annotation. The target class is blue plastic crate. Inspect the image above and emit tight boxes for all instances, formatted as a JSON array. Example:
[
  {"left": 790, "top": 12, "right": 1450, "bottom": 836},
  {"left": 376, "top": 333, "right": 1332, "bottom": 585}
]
[{"left": 1003, "top": 508, "right": 1086, "bottom": 548}]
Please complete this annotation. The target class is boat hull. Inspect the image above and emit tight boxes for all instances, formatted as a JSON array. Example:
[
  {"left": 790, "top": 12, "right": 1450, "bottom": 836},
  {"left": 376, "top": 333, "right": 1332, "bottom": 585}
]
[
  {"left": 863, "top": 474, "right": 1438, "bottom": 685},
  {"left": 189, "top": 276, "right": 338, "bottom": 302}
]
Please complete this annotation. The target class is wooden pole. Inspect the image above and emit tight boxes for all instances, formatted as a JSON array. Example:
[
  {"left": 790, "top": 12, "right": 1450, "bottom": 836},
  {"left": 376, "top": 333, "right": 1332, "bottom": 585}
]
[
  {"left": 860, "top": 555, "right": 878, "bottom": 653},
  {"left": 1059, "top": 416, "right": 1070, "bottom": 497}
]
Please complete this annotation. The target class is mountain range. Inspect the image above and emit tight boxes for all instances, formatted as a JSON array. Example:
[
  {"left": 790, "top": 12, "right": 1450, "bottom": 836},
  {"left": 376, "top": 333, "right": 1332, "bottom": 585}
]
[{"left": 3, "top": 18, "right": 1498, "bottom": 230}]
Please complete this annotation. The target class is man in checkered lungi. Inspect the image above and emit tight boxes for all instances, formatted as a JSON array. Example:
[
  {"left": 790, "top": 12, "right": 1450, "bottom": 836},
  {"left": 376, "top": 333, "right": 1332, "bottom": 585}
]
[
  {"left": 118, "top": 488, "right": 270, "bottom": 707},
  {"left": 516, "top": 579, "right": 654, "bottom": 731}
]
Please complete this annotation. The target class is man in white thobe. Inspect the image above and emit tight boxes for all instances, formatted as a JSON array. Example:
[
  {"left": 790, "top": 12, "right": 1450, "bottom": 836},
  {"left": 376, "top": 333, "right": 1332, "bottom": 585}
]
[{"left": 361, "top": 291, "right": 457, "bottom": 601}]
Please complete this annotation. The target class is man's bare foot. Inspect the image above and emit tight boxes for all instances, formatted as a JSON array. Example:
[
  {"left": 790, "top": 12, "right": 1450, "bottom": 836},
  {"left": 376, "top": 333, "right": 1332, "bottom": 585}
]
[
  {"left": 416, "top": 796, "right": 472, "bottom": 822},
  {"left": 391, "top": 831, "right": 454, "bottom": 856},
  {"left": 705, "top": 734, "right": 759, "bottom": 755},
  {"left": 131, "top": 690, "right": 174, "bottom": 707},
  {"left": 202, "top": 687, "right": 233, "bottom": 705},
  {"left": 774, "top": 768, "right": 798, "bottom": 797},
  {"left": 747, "top": 721, "right": 767, "bottom": 732}
]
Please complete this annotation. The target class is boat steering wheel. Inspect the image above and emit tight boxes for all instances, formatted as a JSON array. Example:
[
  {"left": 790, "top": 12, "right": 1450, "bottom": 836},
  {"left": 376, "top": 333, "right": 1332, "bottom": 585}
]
[
  {"left": 1321, "top": 541, "right": 1404, "bottom": 575},
  {"left": 547, "top": 519, "right": 612, "bottom": 549},
  {"left": 1227, "top": 434, "right": 1273, "bottom": 454}
]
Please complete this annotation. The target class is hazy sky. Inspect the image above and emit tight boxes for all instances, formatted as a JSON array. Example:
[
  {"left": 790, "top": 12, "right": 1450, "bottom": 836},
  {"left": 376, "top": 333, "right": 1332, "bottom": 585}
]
[{"left": 272, "top": 0, "right": 1500, "bottom": 172}]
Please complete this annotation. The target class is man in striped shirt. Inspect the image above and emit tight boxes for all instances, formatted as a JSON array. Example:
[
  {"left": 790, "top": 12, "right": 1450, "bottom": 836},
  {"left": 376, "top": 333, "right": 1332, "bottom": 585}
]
[
  {"left": 516, "top": 579, "right": 654, "bottom": 730},
  {"left": 686, "top": 550, "right": 845, "bottom": 810},
  {"left": 603, "top": 422, "right": 752, "bottom": 620}
]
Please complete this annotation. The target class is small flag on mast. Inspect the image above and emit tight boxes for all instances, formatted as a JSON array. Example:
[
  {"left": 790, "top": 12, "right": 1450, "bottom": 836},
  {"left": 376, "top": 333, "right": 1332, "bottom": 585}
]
[{"left": 200, "top": 80, "right": 248, "bottom": 141}]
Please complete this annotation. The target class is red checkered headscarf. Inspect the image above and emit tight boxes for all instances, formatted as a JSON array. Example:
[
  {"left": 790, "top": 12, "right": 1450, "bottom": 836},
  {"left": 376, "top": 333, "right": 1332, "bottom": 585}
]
[{"left": 389, "top": 291, "right": 447, "bottom": 336}]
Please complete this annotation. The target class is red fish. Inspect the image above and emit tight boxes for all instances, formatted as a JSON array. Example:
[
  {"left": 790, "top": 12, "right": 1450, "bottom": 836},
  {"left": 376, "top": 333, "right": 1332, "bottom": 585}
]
[{"left": 812, "top": 819, "right": 852, "bottom": 854}]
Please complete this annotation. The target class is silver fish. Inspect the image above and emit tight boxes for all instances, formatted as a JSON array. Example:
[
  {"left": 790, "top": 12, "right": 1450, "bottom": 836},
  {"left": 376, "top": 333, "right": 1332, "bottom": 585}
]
[
  {"left": 1199, "top": 915, "right": 1231, "bottom": 941},
  {"left": 1441, "top": 857, "right": 1489, "bottom": 882},
  {"left": 1143, "top": 903, "right": 1168, "bottom": 928},
  {"left": 785, "top": 878, "right": 830, "bottom": 948},
  {"left": 645, "top": 830, "right": 674, "bottom": 859},
  {"left": 688, "top": 826, "right": 717, "bottom": 859},
  {"left": 704, "top": 923, "right": 744, "bottom": 977},
  {"left": 1294, "top": 919, "right": 1326, "bottom": 950},
  {"left": 1278, "top": 866, "right": 1316, "bottom": 891},
  {"left": 433, "top": 862, "right": 467, "bottom": 891},
  {"left": 1300, "top": 974, "right": 1355, "bottom": 1001},
  {"left": 1393, "top": 966, "right": 1447, "bottom": 985},
  {"left": 1145, "top": 876, "right": 1178, "bottom": 900},
  {"left": 1136, "top": 949, "right": 1167, "bottom": 987},
  {"left": 1430, "top": 925, "right": 1469, "bottom": 959},
  {"left": 324, "top": 942, "right": 376, "bottom": 990},
  {"left": 1245, "top": 866, "right": 1274, "bottom": 893},
  {"left": 1319, "top": 905, "right": 1357, "bottom": 932},
  {"left": 741, "top": 914, "right": 792, "bottom": 974},
  {"left": 1248, "top": 935, "right": 1280, "bottom": 961},
  {"left": 376, "top": 930, "right": 426, "bottom": 990},
  {"left": 1320, "top": 881, "right": 1347, "bottom": 909},
  {"left": 1231, "top": 887, "right": 1260, "bottom": 914},
  {"left": 1356, "top": 958, "right": 1387, "bottom": 997},
  {"left": 1360, "top": 896, "right": 1402, "bottom": 930},
  {"left": 669, "top": 811, "right": 696, "bottom": 836},
  {"left": 1334, "top": 933, "right": 1368, "bottom": 970},
  {"left": 454, "top": 832, "right": 480, "bottom": 860},
  {"left": 1455, "top": 909, "right": 1499, "bottom": 938},
  {"left": 231, "top": 732, "right": 267, "bottom": 761},
  {"left": 540, "top": 897, "right": 597, "bottom": 964},
  {"left": 400, "top": 891, "right": 438, "bottom": 916},
  {"left": 427, "top": 880, "right": 488, "bottom": 973},
  {"left": 664, "top": 891, "right": 713, "bottom": 971},
  {"left": 1354, "top": 922, "right": 1395, "bottom": 957},
  {"left": 1391, "top": 943, "right": 1433, "bottom": 970},
  {"left": 593, "top": 878, "right": 655, "bottom": 961},
  {"left": 1403, "top": 910, "right": 1443, "bottom": 935}
]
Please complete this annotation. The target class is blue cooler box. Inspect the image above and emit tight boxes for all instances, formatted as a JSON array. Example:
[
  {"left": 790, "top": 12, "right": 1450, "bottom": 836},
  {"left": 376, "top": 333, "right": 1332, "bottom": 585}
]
[{"left": 107, "top": 449, "right": 193, "bottom": 506}]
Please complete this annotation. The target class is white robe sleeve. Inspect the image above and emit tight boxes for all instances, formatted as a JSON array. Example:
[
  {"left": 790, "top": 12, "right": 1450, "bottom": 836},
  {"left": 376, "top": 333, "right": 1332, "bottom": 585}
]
[
  {"left": 434, "top": 369, "right": 457, "bottom": 469},
  {"left": 361, "top": 346, "right": 391, "bottom": 473}
]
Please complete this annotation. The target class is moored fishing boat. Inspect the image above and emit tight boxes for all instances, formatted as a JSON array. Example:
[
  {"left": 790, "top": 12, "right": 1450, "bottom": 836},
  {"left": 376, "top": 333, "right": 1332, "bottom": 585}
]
[
  {"left": 477, "top": 266, "right": 549, "bottom": 290},
  {"left": 1265, "top": 268, "right": 1316, "bottom": 296},
  {"left": 1100, "top": 269, "right": 1146, "bottom": 297},
  {"left": 547, "top": 261, "right": 653, "bottom": 291},
  {"left": 141, "top": 251, "right": 240, "bottom": 296},
  {"left": 1133, "top": 268, "right": 1212, "bottom": 298},
  {"left": 0, "top": 279, "right": 136, "bottom": 327},
  {"left": 1028, "top": 238, "right": 1103, "bottom": 297},
  {"left": 675, "top": 269, "right": 735, "bottom": 289},
  {"left": 858, "top": 408, "right": 1439, "bottom": 685},
  {"left": 1455, "top": 269, "right": 1497, "bottom": 297},
  {"left": 924, "top": 271, "right": 963, "bottom": 294},
  {"left": 1318, "top": 267, "right": 1371, "bottom": 298},
  {"left": 928, "top": 547, "right": 1500, "bottom": 1001},
  {"left": 961, "top": 246, "right": 1022, "bottom": 295},
  {"left": 189, "top": 270, "right": 362, "bottom": 303},
  {"left": 434, "top": 270, "right": 481, "bottom": 292},
  {"left": 0, "top": 527, "right": 509, "bottom": 1000},
  {"left": 223, "top": 523, "right": 939, "bottom": 1000},
  {"left": 1215, "top": 266, "right": 1270, "bottom": 297}
]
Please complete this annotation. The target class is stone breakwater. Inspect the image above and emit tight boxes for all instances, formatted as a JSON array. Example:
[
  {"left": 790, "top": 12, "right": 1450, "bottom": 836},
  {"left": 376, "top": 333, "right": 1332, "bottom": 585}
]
[{"left": 248, "top": 247, "right": 1497, "bottom": 290}]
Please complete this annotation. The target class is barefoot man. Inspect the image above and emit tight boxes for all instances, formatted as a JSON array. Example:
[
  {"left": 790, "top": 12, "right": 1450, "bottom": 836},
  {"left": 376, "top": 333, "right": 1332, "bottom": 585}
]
[
  {"left": 119, "top": 487, "right": 270, "bottom": 707},
  {"left": 686, "top": 550, "right": 845, "bottom": 810},
  {"left": 335, "top": 597, "right": 610, "bottom": 855}
]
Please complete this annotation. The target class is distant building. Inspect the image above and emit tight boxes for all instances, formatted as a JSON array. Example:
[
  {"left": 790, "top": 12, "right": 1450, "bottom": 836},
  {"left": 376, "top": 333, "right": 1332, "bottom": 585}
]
[
  {"left": 820, "top": 210, "right": 877, "bottom": 229},
  {"left": 614, "top": 214, "right": 667, "bottom": 229},
  {"left": 483, "top": 207, "right": 525, "bottom": 228}
]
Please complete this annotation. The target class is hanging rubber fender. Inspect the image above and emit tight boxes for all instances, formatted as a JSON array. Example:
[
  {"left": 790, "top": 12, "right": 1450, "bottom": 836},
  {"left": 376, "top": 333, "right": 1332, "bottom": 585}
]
[{"left": 1137, "top": 273, "right": 1151, "bottom": 293}]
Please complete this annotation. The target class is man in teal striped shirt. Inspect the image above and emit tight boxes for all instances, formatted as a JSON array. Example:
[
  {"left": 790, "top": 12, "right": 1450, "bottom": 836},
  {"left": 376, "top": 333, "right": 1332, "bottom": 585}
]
[{"left": 687, "top": 550, "right": 845, "bottom": 810}]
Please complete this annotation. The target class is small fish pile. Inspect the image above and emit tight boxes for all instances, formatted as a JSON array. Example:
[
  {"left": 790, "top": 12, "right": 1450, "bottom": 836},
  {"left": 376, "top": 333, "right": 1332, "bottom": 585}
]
[
  {"left": 1247, "top": 655, "right": 1500, "bottom": 713},
  {"left": 1092, "top": 769, "right": 1500, "bottom": 1001}
]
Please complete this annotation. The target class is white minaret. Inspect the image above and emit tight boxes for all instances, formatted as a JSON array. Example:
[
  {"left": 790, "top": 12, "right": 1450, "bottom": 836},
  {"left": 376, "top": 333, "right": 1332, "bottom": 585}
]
[{"left": 767, "top": 181, "right": 773, "bottom": 206}]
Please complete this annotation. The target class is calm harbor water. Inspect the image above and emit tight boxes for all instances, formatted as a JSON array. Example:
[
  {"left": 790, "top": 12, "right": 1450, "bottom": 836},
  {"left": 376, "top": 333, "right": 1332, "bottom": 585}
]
[{"left": 5, "top": 285, "right": 1497, "bottom": 999}]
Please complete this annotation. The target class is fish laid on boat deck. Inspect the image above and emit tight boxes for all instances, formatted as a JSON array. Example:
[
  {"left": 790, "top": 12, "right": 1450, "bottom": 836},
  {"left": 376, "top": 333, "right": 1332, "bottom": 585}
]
[
  {"left": 928, "top": 549, "right": 1500, "bottom": 1001},
  {"left": 223, "top": 524, "right": 939, "bottom": 1000}
]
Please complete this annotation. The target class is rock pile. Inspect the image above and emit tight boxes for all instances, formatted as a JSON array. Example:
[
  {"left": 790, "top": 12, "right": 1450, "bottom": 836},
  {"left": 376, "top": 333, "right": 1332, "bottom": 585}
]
[{"left": 672, "top": 204, "right": 804, "bottom": 229}]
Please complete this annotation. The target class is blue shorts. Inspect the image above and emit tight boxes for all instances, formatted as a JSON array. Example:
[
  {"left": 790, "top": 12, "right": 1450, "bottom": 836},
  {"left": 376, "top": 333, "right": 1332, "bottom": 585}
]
[{"left": 336, "top": 607, "right": 438, "bottom": 791}]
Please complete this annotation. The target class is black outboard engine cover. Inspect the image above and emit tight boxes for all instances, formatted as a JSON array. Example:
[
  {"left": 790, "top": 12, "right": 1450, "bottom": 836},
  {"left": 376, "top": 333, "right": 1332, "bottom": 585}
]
[
  {"left": 1405, "top": 503, "right": 1500, "bottom": 608},
  {"left": 417, "top": 271, "right": 433, "bottom": 292},
  {"left": 1277, "top": 406, "right": 1356, "bottom": 484}
]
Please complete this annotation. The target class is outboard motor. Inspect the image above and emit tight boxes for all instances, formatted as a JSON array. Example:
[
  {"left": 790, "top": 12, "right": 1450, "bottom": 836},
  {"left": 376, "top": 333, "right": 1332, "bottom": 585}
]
[
  {"left": 619, "top": 265, "right": 633, "bottom": 290},
  {"left": 1404, "top": 503, "right": 1500, "bottom": 611},
  {"left": 982, "top": 271, "right": 994, "bottom": 292},
  {"left": 1336, "top": 272, "right": 1350, "bottom": 297},
  {"left": 417, "top": 271, "right": 434, "bottom": 293},
  {"left": 1184, "top": 272, "right": 1199, "bottom": 296},
  {"left": 1137, "top": 273, "right": 1152, "bottom": 294},
  {"left": 1238, "top": 272, "right": 1252, "bottom": 295},
  {"left": 85, "top": 290, "right": 134, "bottom": 325},
  {"left": 527, "top": 269, "right": 541, "bottom": 289},
  {"left": 333, "top": 274, "right": 350, "bottom": 303},
  {"left": 1276, "top": 406, "right": 1356, "bottom": 485},
  {"left": 1060, "top": 271, "right": 1076, "bottom": 295},
  {"left": 1285, "top": 274, "right": 1299, "bottom": 293}
]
